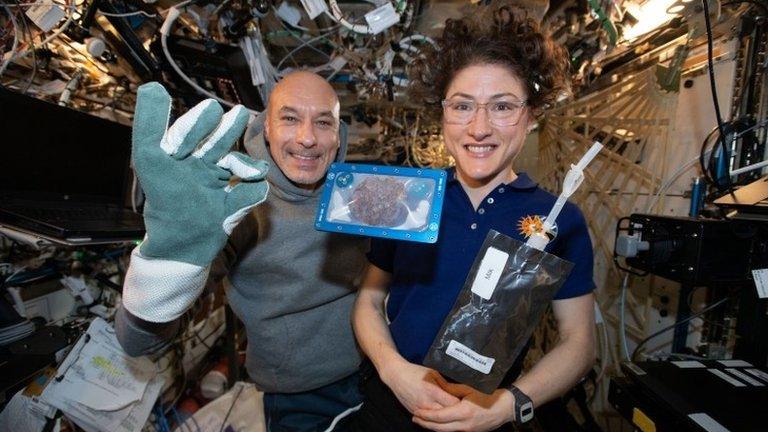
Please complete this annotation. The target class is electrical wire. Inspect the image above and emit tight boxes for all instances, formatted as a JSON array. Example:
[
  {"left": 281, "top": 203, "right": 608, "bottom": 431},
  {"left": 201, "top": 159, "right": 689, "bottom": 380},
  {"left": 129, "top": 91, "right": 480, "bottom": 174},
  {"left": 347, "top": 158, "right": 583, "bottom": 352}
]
[
  {"left": 271, "top": 6, "right": 334, "bottom": 60},
  {"left": 699, "top": 120, "right": 767, "bottom": 187},
  {"left": 160, "top": 5, "right": 244, "bottom": 110},
  {"left": 0, "top": 3, "right": 20, "bottom": 78},
  {"left": 699, "top": 125, "right": 720, "bottom": 185},
  {"left": 271, "top": 4, "right": 310, "bottom": 32},
  {"left": 648, "top": 149, "right": 713, "bottom": 213},
  {"left": 631, "top": 296, "right": 731, "bottom": 361},
  {"left": 170, "top": 406, "right": 191, "bottom": 432},
  {"left": 327, "top": 0, "right": 374, "bottom": 34},
  {"left": 166, "top": 366, "right": 188, "bottom": 420},
  {"left": 685, "top": 286, "right": 731, "bottom": 334},
  {"left": 275, "top": 29, "right": 339, "bottom": 73},
  {"left": 249, "top": 28, "right": 280, "bottom": 103},
  {"left": 593, "top": 301, "right": 613, "bottom": 410},
  {"left": 1, "top": 265, "right": 27, "bottom": 288},
  {"left": 98, "top": 9, "right": 158, "bottom": 19},
  {"left": 377, "top": 33, "right": 435, "bottom": 87},
  {"left": 400, "top": 0, "right": 415, "bottom": 29},
  {"left": 10, "top": 7, "right": 42, "bottom": 94},
  {"left": 12, "top": 0, "right": 76, "bottom": 61},
  {"left": 399, "top": 33, "right": 437, "bottom": 49},
  {"left": 154, "top": 403, "right": 171, "bottom": 432},
  {"left": 617, "top": 273, "right": 631, "bottom": 361},
  {"left": 701, "top": 0, "right": 733, "bottom": 190}
]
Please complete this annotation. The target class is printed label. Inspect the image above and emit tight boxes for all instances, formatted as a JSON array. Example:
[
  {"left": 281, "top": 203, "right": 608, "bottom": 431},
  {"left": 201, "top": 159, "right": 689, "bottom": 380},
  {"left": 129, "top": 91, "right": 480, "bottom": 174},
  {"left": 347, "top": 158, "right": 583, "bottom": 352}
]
[
  {"left": 364, "top": 3, "right": 400, "bottom": 35},
  {"left": 26, "top": 1, "right": 65, "bottom": 32},
  {"left": 672, "top": 361, "right": 706, "bottom": 368},
  {"left": 709, "top": 369, "right": 746, "bottom": 387},
  {"left": 745, "top": 368, "right": 768, "bottom": 383},
  {"left": 276, "top": 2, "right": 302, "bottom": 26},
  {"left": 299, "top": 0, "right": 328, "bottom": 19},
  {"left": 752, "top": 269, "right": 768, "bottom": 299},
  {"left": 725, "top": 369, "right": 764, "bottom": 386},
  {"left": 718, "top": 359, "right": 752, "bottom": 368},
  {"left": 688, "top": 413, "right": 731, "bottom": 432},
  {"left": 470, "top": 247, "right": 509, "bottom": 300},
  {"left": 446, "top": 340, "right": 495, "bottom": 375}
]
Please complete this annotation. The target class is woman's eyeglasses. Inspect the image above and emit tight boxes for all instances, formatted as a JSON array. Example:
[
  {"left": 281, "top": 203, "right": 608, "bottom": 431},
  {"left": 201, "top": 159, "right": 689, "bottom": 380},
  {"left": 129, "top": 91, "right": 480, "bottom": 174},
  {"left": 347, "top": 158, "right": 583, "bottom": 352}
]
[{"left": 441, "top": 99, "right": 527, "bottom": 126}]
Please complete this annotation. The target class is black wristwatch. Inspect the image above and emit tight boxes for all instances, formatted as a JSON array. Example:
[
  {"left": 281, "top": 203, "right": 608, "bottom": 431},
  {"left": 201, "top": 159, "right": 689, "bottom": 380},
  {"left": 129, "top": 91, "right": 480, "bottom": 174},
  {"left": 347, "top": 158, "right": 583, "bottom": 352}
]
[{"left": 507, "top": 385, "right": 534, "bottom": 424}]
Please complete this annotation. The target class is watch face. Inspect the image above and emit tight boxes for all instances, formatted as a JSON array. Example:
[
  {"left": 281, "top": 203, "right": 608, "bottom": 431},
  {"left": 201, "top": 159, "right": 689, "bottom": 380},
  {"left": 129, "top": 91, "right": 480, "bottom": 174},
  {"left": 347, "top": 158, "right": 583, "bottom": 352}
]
[{"left": 519, "top": 401, "right": 534, "bottom": 423}]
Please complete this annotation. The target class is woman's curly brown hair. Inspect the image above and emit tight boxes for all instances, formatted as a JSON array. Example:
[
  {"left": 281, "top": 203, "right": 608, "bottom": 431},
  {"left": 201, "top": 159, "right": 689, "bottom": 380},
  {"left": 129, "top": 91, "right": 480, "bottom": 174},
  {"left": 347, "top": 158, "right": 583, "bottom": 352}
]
[{"left": 409, "top": 4, "right": 570, "bottom": 118}]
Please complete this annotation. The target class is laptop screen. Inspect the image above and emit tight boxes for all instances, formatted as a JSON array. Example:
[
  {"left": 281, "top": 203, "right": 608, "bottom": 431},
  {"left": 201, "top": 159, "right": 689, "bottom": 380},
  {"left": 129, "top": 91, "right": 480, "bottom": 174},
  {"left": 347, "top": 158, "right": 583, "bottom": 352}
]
[{"left": 0, "top": 87, "right": 133, "bottom": 205}]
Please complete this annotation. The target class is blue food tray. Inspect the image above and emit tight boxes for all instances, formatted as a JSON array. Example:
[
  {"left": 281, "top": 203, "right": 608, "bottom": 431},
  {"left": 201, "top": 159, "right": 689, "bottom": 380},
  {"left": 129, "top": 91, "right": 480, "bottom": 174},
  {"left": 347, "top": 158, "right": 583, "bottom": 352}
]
[{"left": 315, "top": 163, "right": 447, "bottom": 243}]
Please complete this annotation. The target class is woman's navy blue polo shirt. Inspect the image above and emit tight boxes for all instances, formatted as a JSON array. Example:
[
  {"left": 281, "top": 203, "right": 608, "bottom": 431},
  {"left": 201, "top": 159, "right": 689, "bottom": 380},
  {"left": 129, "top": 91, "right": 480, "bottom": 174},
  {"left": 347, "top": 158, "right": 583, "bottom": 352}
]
[{"left": 367, "top": 170, "right": 595, "bottom": 365}]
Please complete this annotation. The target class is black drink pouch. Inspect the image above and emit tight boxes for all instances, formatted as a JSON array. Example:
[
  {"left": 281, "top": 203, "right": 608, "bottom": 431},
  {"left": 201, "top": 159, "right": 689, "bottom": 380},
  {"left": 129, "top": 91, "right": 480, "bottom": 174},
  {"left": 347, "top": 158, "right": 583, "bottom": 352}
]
[{"left": 423, "top": 229, "right": 574, "bottom": 394}]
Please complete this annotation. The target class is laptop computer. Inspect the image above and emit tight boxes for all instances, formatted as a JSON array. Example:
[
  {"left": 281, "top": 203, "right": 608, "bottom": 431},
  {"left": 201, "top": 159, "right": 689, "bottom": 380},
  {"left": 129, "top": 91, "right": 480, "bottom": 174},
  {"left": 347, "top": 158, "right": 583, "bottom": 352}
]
[{"left": 0, "top": 87, "right": 144, "bottom": 244}]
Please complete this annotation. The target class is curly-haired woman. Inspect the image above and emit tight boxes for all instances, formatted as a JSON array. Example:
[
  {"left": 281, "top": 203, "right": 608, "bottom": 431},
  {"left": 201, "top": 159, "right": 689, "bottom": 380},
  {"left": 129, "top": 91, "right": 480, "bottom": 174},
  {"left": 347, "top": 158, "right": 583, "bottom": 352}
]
[{"left": 350, "top": 4, "right": 596, "bottom": 431}]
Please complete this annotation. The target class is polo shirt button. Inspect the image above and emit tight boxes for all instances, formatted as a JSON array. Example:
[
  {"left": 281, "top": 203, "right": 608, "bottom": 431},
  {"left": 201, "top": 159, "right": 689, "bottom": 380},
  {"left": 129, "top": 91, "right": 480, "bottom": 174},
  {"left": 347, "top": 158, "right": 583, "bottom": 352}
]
[
  {"left": 499, "top": 187, "right": 505, "bottom": 193},
  {"left": 487, "top": 197, "right": 495, "bottom": 204},
  {"left": 478, "top": 208, "right": 485, "bottom": 215},
  {"left": 470, "top": 223, "right": 477, "bottom": 230}
]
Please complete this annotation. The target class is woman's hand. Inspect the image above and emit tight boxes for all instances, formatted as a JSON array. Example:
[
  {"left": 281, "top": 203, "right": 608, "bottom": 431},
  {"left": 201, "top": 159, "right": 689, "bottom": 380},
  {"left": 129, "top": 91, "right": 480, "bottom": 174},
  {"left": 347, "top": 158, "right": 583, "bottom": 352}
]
[
  {"left": 380, "top": 359, "right": 461, "bottom": 413},
  {"left": 412, "top": 383, "right": 515, "bottom": 432}
]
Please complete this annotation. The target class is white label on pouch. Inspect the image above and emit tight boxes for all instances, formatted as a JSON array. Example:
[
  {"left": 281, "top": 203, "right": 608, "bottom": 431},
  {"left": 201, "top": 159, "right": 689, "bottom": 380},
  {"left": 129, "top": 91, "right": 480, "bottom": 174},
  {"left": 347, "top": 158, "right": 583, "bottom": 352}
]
[
  {"left": 471, "top": 247, "right": 509, "bottom": 300},
  {"left": 446, "top": 340, "right": 495, "bottom": 375}
]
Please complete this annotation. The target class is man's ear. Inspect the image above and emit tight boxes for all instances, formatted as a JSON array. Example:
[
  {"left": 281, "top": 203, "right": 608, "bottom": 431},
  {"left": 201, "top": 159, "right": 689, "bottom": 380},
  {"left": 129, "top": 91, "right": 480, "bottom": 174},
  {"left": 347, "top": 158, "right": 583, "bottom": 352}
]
[{"left": 263, "top": 118, "right": 271, "bottom": 142}]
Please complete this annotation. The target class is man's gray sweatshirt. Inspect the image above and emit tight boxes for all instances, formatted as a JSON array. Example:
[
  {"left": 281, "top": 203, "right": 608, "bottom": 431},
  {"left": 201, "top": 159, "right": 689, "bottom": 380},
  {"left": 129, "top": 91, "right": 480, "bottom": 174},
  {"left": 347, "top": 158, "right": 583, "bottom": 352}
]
[{"left": 115, "top": 116, "right": 368, "bottom": 393}]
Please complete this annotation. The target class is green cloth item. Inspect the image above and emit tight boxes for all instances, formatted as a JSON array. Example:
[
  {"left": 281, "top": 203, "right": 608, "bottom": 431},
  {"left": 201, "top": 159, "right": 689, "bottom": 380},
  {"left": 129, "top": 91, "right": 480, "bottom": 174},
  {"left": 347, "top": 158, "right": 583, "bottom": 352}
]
[{"left": 132, "top": 82, "right": 269, "bottom": 266}]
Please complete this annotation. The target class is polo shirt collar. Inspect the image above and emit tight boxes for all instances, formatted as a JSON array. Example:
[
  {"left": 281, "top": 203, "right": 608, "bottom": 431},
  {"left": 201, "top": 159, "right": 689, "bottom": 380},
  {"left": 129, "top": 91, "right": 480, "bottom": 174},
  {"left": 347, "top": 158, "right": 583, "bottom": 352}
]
[{"left": 446, "top": 167, "right": 538, "bottom": 190}]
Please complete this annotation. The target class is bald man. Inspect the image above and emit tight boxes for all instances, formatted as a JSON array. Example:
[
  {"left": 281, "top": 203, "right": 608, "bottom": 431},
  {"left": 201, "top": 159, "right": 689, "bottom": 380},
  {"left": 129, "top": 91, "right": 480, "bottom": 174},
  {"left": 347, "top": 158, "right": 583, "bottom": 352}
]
[{"left": 116, "top": 72, "right": 368, "bottom": 431}]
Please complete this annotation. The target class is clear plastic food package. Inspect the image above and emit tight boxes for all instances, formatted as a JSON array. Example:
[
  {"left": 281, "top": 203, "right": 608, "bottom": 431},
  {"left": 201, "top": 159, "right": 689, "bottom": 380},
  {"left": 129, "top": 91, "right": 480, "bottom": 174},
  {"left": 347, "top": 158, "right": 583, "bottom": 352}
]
[
  {"left": 423, "top": 230, "right": 574, "bottom": 393},
  {"left": 315, "top": 163, "right": 447, "bottom": 243}
]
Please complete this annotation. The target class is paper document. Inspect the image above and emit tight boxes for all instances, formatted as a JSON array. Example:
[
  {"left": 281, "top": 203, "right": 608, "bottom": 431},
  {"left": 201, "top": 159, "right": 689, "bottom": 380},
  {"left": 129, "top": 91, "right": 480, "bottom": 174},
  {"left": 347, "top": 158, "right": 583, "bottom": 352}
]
[{"left": 40, "top": 318, "right": 162, "bottom": 432}]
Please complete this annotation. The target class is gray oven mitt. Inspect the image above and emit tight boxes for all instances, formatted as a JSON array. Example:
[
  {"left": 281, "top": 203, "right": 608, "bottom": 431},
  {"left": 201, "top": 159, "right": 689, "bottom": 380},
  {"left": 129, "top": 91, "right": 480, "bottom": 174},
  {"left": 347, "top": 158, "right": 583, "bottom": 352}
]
[{"left": 122, "top": 82, "right": 269, "bottom": 322}]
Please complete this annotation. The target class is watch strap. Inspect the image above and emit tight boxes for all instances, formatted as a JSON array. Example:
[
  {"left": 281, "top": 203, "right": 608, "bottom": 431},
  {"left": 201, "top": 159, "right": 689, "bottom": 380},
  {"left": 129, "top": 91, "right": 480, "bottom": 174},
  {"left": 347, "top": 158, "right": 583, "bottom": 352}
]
[{"left": 507, "top": 385, "right": 534, "bottom": 424}]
